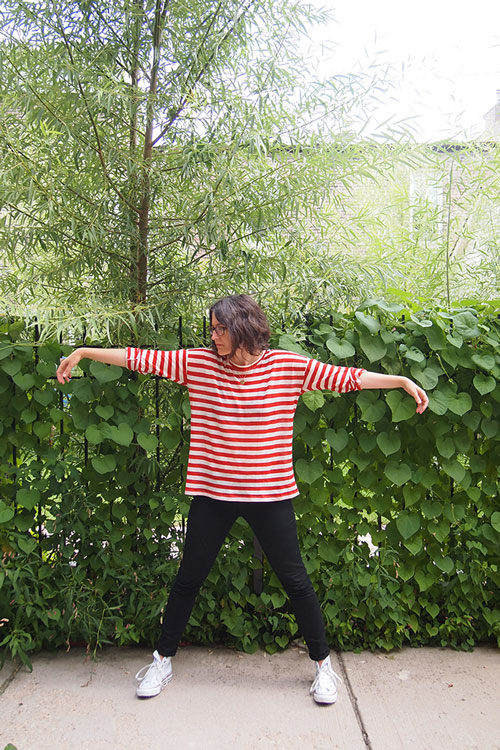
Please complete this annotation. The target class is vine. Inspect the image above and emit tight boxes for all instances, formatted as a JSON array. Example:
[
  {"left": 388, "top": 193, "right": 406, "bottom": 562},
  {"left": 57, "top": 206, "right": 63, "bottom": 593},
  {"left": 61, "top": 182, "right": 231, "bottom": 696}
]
[{"left": 1, "top": 301, "right": 500, "bottom": 665}]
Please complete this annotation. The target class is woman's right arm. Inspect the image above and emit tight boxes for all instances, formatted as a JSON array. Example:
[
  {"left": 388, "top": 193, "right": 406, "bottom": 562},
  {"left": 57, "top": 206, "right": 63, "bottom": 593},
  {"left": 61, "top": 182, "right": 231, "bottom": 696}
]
[{"left": 56, "top": 347, "right": 127, "bottom": 384}]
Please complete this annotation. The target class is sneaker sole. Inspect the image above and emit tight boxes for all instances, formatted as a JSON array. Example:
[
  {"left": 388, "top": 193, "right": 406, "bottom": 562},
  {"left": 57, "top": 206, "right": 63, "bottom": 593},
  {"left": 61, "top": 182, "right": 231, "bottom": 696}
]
[
  {"left": 312, "top": 692, "right": 337, "bottom": 704},
  {"left": 136, "top": 672, "right": 173, "bottom": 699}
]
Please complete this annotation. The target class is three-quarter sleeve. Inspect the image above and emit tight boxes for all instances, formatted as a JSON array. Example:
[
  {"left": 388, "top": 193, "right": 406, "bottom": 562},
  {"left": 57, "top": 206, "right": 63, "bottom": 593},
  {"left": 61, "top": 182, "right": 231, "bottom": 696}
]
[
  {"left": 126, "top": 347, "right": 188, "bottom": 386},
  {"left": 301, "top": 358, "right": 364, "bottom": 394}
]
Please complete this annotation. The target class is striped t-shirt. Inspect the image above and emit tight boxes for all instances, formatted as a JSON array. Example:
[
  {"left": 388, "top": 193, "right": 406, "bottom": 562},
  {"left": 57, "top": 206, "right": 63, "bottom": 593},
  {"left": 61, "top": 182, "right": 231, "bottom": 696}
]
[{"left": 126, "top": 347, "right": 364, "bottom": 502}]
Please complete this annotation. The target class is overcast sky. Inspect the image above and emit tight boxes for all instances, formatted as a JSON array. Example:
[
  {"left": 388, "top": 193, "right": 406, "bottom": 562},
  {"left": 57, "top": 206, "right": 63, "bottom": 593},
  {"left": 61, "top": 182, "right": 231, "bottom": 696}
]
[{"left": 307, "top": 0, "right": 500, "bottom": 141}]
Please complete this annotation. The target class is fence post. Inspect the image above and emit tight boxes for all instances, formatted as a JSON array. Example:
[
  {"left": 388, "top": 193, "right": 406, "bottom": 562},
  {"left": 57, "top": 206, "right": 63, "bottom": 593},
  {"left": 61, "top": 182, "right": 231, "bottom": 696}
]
[{"left": 253, "top": 536, "right": 264, "bottom": 595}]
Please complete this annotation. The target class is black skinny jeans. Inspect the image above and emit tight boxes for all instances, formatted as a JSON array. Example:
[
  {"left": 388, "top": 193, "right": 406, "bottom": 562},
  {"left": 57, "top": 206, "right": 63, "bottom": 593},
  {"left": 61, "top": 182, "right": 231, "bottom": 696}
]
[{"left": 156, "top": 495, "right": 330, "bottom": 662}]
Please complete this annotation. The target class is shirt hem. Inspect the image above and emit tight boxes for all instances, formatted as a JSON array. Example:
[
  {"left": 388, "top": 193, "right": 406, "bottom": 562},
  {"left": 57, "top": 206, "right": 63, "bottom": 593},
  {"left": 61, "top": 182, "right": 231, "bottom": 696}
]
[{"left": 184, "top": 490, "right": 300, "bottom": 503}]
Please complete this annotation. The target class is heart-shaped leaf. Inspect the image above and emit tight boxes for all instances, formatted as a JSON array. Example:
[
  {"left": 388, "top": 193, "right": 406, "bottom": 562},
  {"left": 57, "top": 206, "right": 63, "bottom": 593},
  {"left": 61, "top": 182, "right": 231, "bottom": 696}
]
[
  {"left": 371, "top": 494, "right": 392, "bottom": 515},
  {"left": 403, "top": 536, "right": 423, "bottom": 555},
  {"left": 423, "top": 324, "right": 447, "bottom": 350},
  {"left": 110, "top": 423, "right": 134, "bottom": 447},
  {"left": 436, "top": 436, "right": 455, "bottom": 459},
  {"left": 160, "top": 427, "right": 181, "bottom": 450},
  {"left": 480, "top": 401, "right": 493, "bottom": 418},
  {"left": 96, "top": 405, "right": 114, "bottom": 420},
  {"left": 397, "top": 562, "right": 415, "bottom": 581},
  {"left": 21, "top": 408, "right": 37, "bottom": 424},
  {"left": 91, "top": 455, "right": 116, "bottom": 474},
  {"left": 36, "top": 361, "right": 56, "bottom": 378},
  {"left": 355, "top": 311, "right": 380, "bottom": 334},
  {"left": 0, "top": 505, "right": 15, "bottom": 524},
  {"left": 396, "top": 512, "right": 421, "bottom": 539},
  {"left": 384, "top": 461, "right": 412, "bottom": 486},
  {"left": 137, "top": 433, "right": 159, "bottom": 452},
  {"left": 415, "top": 569, "right": 435, "bottom": 591},
  {"left": 89, "top": 361, "right": 123, "bottom": 383},
  {"left": 453, "top": 312, "right": 480, "bottom": 340},
  {"left": 385, "top": 391, "right": 415, "bottom": 422},
  {"left": 481, "top": 419, "right": 498, "bottom": 439},
  {"left": 441, "top": 459, "right": 466, "bottom": 483},
  {"left": 326, "top": 336, "right": 355, "bottom": 358},
  {"left": 410, "top": 366, "right": 438, "bottom": 390},
  {"left": 325, "top": 428, "right": 349, "bottom": 452},
  {"left": 448, "top": 392, "right": 472, "bottom": 416},
  {"left": 295, "top": 458, "right": 323, "bottom": 485},
  {"left": 421, "top": 500, "right": 442, "bottom": 519},
  {"left": 473, "top": 374, "right": 496, "bottom": 395},
  {"left": 471, "top": 353, "right": 495, "bottom": 371},
  {"left": 359, "top": 433, "right": 377, "bottom": 453},
  {"left": 302, "top": 391, "right": 325, "bottom": 411},
  {"left": 363, "top": 400, "right": 386, "bottom": 423},
  {"left": 33, "top": 389, "right": 55, "bottom": 406},
  {"left": 33, "top": 422, "right": 52, "bottom": 440},
  {"left": 467, "top": 486, "right": 481, "bottom": 502},
  {"left": 403, "top": 346, "right": 425, "bottom": 363},
  {"left": 426, "top": 602, "right": 440, "bottom": 618},
  {"left": 403, "top": 484, "right": 422, "bottom": 507},
  {"left": 18, "top": 536, "right": 37, "bottom": 555},
  {"left": 490, "top": 512, "right": 500, "bottom": 534},
  {"left": 434, "top": 556, "right": 454, "bottom": 574},
  {"left": 376, "top": 431, "right": 401, "bottom": 456},
  {"left": 13, "top": 373, "right": 36, "bottom": 391},
  {"left": 72, "top": 378, "right": 95, "bottom": 402},
  {"left": 428, "top": 389, "right": 449, "bottom": 415},
  {"left": 349, "top": 450, "right": 371, "bottom": 471},
  {"left": 446, "top": 332, "right": 463, "bottom": 349},
  {"left": 85, "top": 425, "right": 103, "bottom": 444},
  {"left": 16, "top": 488, "right": 41, "bottom": 510},
  {"left": 0, "top": 344, "right": 13, "bottom": 361},
  {"left": 357, "top": 391, "right": 386, "bottom": 423},
  {"left": 278, "top": 334, "right": 309, "bottom": 357},
  {"left": 463, "top": 411, "right": 481, "bottom": 431},
  {"left": 1, "top": 358, "right": 21, "bottom": 376},
  {"left": 359, "top": 333, "right": 387, "bottom": 363}
]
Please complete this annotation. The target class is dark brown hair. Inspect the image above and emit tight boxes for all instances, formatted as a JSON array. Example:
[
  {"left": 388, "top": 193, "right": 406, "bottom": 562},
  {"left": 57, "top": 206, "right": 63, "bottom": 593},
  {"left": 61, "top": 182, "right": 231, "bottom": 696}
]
[{"left": 209, "top": 294, "right": 271, "bottom": 359}]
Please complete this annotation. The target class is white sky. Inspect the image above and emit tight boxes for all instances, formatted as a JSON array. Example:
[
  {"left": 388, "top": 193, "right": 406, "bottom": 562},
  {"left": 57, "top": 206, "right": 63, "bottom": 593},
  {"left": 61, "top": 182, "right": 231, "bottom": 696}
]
[{"left": 306, "top": 0, "right": 500, "bottom": 141}]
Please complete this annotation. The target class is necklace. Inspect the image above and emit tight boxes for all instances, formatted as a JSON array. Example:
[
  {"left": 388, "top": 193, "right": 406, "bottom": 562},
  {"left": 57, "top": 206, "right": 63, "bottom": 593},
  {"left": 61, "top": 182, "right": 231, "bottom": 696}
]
[{"left": 229, "top": 349, "right": 264, "bottom": 384}]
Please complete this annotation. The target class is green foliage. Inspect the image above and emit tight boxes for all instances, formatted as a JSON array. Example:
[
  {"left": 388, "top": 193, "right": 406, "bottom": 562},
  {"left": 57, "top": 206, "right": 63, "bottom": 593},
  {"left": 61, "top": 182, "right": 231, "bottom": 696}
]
[
  {"left": 0, "top": 0, "right": 388, "bottom": 341},
  {"left": 339, "top": 145, "right": 500, "bottom": 306},
  {"left": 1, "top": 302, "right": 500, "bottom": 666}
]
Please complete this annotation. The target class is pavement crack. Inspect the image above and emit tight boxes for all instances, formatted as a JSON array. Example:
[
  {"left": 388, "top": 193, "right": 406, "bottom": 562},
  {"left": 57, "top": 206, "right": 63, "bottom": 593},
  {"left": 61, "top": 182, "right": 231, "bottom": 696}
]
[{"left": 337, "top": 652, "right": 373, "bottom": 750}]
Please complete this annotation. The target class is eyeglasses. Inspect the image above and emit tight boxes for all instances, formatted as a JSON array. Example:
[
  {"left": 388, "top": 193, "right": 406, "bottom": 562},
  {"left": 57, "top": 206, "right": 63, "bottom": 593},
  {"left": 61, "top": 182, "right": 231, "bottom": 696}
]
[{"left": 209, "top": 324, "right": 228, "bottom": 337}]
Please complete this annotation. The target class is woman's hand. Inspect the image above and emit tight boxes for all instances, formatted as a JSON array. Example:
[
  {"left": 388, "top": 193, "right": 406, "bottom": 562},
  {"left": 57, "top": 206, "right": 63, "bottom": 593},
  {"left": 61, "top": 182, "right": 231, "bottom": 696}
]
[
  {"left": 401, "top": 377, "right": 429, "bottom": 414},
  {"left": 56, "top": 347, "right": 127, "bottom": 384},
  {"left": 56, "top": 350, "right": 83, "bottom": 384},
  {"left": 359, "top": 371, "right": 428, "bottom": 414}
]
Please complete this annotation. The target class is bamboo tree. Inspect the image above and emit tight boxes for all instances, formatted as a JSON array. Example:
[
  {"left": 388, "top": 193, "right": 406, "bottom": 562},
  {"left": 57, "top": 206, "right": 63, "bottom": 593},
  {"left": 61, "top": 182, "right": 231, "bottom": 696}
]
[{"left": 0, "top": 0, "right": 398, "bottom": 339}]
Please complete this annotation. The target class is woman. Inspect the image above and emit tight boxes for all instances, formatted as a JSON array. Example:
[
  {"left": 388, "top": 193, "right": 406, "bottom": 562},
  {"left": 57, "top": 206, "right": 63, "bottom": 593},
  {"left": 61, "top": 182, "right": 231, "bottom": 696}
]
[{"left": 56, "top": 294, "right": 428, "bottom": 704}]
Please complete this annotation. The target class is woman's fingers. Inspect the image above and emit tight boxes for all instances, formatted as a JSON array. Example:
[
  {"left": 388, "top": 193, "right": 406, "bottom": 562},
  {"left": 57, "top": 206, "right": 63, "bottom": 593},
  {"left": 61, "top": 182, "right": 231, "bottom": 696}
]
[
  {"left": 56, "top": 358, "right": 69, "bottom": 383},
  {"left": 413, "top": 384, "right": 429, "bottom": 413},
  {"left": 56, "top": 352, "right": 80, "bottom": 383},
  {"left": 403, "top": 379, "right": 428, "bottom": 413}
]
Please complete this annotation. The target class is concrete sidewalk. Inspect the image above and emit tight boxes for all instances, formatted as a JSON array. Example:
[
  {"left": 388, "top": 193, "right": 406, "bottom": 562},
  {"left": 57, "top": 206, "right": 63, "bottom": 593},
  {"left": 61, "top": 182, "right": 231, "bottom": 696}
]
[{"left": 1, "top": 644, "right": 499, "bottom": 750}]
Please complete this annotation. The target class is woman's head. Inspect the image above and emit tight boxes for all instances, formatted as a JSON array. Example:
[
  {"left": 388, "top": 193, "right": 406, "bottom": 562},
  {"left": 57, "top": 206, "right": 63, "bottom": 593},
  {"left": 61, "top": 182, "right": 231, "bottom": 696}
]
[{"left": 209, "top": 294, "right": 270, "bottom": 360}]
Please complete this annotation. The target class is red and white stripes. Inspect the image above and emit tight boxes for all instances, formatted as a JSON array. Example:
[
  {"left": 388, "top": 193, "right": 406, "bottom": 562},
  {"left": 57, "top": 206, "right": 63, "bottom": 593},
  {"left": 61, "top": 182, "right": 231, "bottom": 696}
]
[{"left": 126, "top": 347, "right": 363, "bottom": 502}]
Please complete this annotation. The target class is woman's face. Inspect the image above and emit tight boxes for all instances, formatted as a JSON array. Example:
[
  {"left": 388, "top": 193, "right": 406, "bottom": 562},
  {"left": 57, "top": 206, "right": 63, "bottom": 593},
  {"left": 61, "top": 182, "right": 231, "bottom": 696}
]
[{"left": 211, "top": 314, "right": 232, "bottom": 357}]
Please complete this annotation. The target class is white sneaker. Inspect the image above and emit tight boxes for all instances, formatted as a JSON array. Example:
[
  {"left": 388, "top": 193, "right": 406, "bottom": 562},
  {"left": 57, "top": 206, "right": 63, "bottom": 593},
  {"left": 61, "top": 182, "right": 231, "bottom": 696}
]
[
  {"left": 135, "top": 650, "right": 173, "bottom": 698},
  {"left": 310, "top": 654, "right": 342, "bottom": 704}
]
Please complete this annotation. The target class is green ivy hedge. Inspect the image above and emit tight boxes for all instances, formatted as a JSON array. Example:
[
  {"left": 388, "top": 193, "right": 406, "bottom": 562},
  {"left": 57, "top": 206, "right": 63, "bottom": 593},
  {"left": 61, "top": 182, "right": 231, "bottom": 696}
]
[{"left": 1, "top": 301, "right": 500, "bottom": 667}]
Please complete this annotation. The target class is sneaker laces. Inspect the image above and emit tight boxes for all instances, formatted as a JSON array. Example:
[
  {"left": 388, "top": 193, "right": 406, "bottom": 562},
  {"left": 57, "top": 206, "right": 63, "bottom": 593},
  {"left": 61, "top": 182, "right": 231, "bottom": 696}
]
[
  {"left": 311, "top": 660, "right": 343, "bottom": 694},
  {"left": 135, "top": 656, "right": 165, "bottom": 686}
]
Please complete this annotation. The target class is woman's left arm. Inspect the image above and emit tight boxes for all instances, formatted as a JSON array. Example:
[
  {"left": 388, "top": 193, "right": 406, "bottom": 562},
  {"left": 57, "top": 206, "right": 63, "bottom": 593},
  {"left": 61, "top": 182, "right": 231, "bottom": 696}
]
[{"left": 359, "top": 371, "right": 429, "bottom": 415}]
